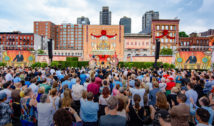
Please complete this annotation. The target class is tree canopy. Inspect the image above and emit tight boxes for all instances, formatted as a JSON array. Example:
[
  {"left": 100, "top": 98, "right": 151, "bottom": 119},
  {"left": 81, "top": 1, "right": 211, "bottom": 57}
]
[
  {"left": 160, "top": 48, "right": 173, "bottom": 55},
  {"left": 179, "top": 31, "right": 189, "bottom": 37}
]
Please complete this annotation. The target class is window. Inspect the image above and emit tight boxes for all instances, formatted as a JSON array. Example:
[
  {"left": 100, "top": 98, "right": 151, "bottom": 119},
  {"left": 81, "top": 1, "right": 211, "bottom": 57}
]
[
  {"left": 162, "top": 26, "right": 164, "bottom": 30},
  {"left": 127, "top": 42, "right": 129, "bottom": 45},
  {"left": 170, "top": 26, "right": 173, "bottom": 30},
  {"left": 166, "top": 26, "right": 169, "bottom": 30},
  {"left": 166, "top": 39, "right": 168, "bottom": 43},
  {"left": 157, "top": 32, "right": 160, "bottom": 36},
  {"left": 174, "top": 26, "right": 176, "bottom": 30},
  {"left": 157, "top": 25, "right": 160, "bottom": 30}
]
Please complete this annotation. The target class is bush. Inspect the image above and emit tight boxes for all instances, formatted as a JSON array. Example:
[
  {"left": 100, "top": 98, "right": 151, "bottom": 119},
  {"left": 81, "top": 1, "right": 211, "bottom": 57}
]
[
  {"left": 0, "top": 62, "right": 6, "bottom": 66},
  {"left": 66, "top": 57, "right": 78, "bottom": 62},
  {"left": 50, "top": 61, "right": 59, "bottom": 67},
  {"left": 118, "top": 62, "right": 170, "bottom": 69},
  {"left": 31, "top": 62, "right": 41, "bottom": 68},
  {"left": 41, "top": 63, "right": 48, "bottom": 68},
  {"left": 78, "top": 61, "right": 89, "bottom": 68}
]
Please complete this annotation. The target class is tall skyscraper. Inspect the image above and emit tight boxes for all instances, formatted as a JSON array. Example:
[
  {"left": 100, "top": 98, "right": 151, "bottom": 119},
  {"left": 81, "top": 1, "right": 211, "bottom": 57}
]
[
  {"left": 100, "top": 6, "right": 111, "bottom": 25},
  {"left": 119, "top": 16, "right": 131, "bottom": 33},
  {"left": 142, "top": 10, "right": 159, "bottom": 34},
  {"left": 77, "top": 16, "right": 90, "bottom": 25}
]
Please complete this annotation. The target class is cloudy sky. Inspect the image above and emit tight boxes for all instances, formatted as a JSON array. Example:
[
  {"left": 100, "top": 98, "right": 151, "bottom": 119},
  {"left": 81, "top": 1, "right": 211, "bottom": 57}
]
[{"left": 0, "top": 0, "right": 213, "bottom": 34}]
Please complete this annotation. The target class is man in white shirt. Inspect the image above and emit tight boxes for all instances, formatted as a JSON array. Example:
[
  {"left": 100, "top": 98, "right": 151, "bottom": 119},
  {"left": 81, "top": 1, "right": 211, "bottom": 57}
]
[
  {"left": 5, "top": 70, "right": 13, "bottom": 82},
  {"left": 72, "top": 78, "right": 84, "bottom": 101},
  {"left": 128, "top": 80, "right": 145, "bottom": 107}
]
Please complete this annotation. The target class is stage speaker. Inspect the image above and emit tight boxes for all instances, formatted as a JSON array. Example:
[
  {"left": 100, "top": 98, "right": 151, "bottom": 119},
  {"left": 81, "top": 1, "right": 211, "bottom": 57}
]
[
  {"left": 155, "top": 39, "right": 160, "bottom": 60},
  {"left": 48, "top": 39, "right": 53, "bottom": 59}
]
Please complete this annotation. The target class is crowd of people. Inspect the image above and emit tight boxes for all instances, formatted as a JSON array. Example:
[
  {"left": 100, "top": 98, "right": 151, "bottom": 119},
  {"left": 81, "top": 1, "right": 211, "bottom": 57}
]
[{"left": 0, "top": 66, "right": 214, "bottom": 126}]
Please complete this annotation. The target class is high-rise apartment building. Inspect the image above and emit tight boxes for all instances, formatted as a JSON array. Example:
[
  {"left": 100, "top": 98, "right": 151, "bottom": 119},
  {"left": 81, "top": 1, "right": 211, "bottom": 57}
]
[
  {"left": 100, "top": 6, "right": 111, "bottom": 25},
  {"left": 55, "top": 23, "right": 83, "bottom": 50},
  {"left": 77, "top": 16, "right": 90, "bottom": 25},
  {"left": 34, "top": 21, "right": 56, "bottom": 40},
  {"left": 119, "top": 16, "right": 131, "bottom": 33},
  {"left": 142, "top": 10, "right": 159, "bottom": 34}
]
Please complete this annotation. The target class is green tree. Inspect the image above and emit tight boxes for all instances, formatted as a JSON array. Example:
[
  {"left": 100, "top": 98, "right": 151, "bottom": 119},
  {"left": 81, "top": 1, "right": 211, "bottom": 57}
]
[
  {"left": 37, "top": 49, "right": 45, "bottom": 55},
  {"left": 179, "top": 31, "right": 189, "bottom": 37},
  {"left": 160, "top": 48, "right": 173, "bottom": 55}
]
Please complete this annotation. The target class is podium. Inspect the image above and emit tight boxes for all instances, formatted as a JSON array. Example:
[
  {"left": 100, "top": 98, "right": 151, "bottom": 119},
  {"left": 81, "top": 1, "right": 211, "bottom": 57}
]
[{"left": 11, "top": 62, "right": 27, "bottom": 67}]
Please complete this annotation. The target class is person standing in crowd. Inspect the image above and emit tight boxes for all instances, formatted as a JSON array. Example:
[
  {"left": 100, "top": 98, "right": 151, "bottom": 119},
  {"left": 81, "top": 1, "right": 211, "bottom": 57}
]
[
  {"left": 190, "top": 96, "right": 214, "bottom": 125},
  {"left": 185, "top": 83, "right": 198, "bottom": 105},
  {"left": 11, "top": 90, "right": 22, "bottom": 126},
  {"left": 158, "top": 110, "right": 171, "bottom": 126},
  {"left": 87, "top": 77, "right": 100, "bottom": 102},
  {"left": 149, "top": 81, "right": 160, "bottom": 106},
  {"left": 170, "top": 94, "right": 190, "bottom": 126},
  {"left": 53, "top": 108, "right": 82, "bottom": 126},
  {"left": 167, "top": 87, "right": 179, "bottom": 108},
  {"left": 150, "top": 92, "right": 169, "bottom": 126},
  {"left": 37, "top": 94, "right": 56, "bottom": 126},
  {"left": 1, "top": 82, "right": 12, "bottom": 103},
  {"left": 127, "top": 94, "right": 144, "bottom": 126},
  {"left": 49, "top": 88, "right": 60, "bottom": 110},
  {"left": 175, "top": 72, "right": 182, "bottom": 88},
  {"left": 72, "top": 78, "right": 84, "bottom": 113},
  {"left": 166, "top": 77, "right": 176, "bottom": 95},
  {"left": 0, "top": 92, "right": 13, "bottom": 126},
  {"left": 195, "top": 108, "right": 211, "bottom": 126},
  {"left": 99, "top": 96, "right": 126, "bottom": 126},
  {"left": 80, "top": 92, "right": 99, "bottom": 126},
  {"left": 20, "top": 88, "right": 37, "bottom": 126},
  {"left": 80, "top": 71, "right": 87, "bottom": 85},
  {"left": 204, "top": 76, "right": 214, "bottom": 94},
  {"left": 128, "top": 80, "right": 145, "bottom": 107}
]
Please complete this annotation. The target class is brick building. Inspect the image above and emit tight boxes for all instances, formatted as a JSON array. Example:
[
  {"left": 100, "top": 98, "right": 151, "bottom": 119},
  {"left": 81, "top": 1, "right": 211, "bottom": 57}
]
[
  {"left": 0, "top": 32, "right": 34, "bottom": 50},
  {"left": 34, "top": 21, "right": 56, "bottom": 40},
  {"left": 151, "top": 19, "right": 179, "bottom": 55},
  {"left": 179, "top": 36, "right": 210, "bottom": 51},
  {"left": 200, "top": 29, "right": 214, "bottom": 37},
  {"left": 55, "top": 23, "right": 83, "bottom": 50}
]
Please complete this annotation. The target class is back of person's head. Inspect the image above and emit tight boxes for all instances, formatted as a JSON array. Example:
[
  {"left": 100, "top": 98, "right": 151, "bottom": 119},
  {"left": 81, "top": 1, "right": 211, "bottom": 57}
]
[
  {"left": 103, "top": 80, "right": 108, "bottom": 86},
  {"left": 196, "top": 108, "right": 210, "bottom": 123},
  {"left": 87, "top": 92, "right": 94, "bottom": 101},
  {"left": 171, "top": 87, "right": 179, "bottom": 94},
  {"left": 86, "top": 78, "right": 90, "bottom": 83},
  {"left": 102, "top": 87, "right": 110, "bottom": 98},
  {"left": 11, "top": 90, "right": 21, "bottom": 103},
  {"left": 52, "top": 81, "right": 58, "bottom": 88},
  {"left": 199, "top": 96, "right": 210, "bottom": 107},
  {"left": 187, "top": 82, "right": 194, "bottom": 89},
  {"left": 107, "top": 96, "right": 118, "bottom": 110},
  {"left": 50, "top": 88, "right": 57, "bottom": 96},
  {"left": 64, "top": 75, "right": 69, "bottom": 80},
  {"left": 53, "top": 109, "right": 74, "bottom": 126},
  {"left": 157, "top": 109, "right": 171, "bottom": 124},
  {"left": 153, "top": 81, "right": 159, "bottom": 88},
  {"left": 40, "top": 94, "right": 48, "bottom": 103},
  {"left": 62, "top": 89, "right": 72, "bottom": 108},
  {"left": 24, "top": 88, "right": 32, "bottom": 96},
  {"left": 117, "top": 98, "right": 125, "bottom": 112},
  {"left": 116, "top": 84, "right": 120, "bottom": 90},
  {"left": 134, "top": 94, "right": 141, "bottom": 110},
  {"left": 91, "top": 77, "right": 95, "bottom": 82},
  {"left": 156, "top": 92, "right": 168, "bottom": 109},
  {"left": 135, "top": 80, "right": 140, "bottom": 87},
  {"left": 82, "top": 90, "right": 87, "bottom": 99},
  {"left": 30, "top": 77, "right": 37, "bottom": 83},
  {"left": 177, "top": 93, "right": 187, "bottom": 103},
  {"left": 3, "top": 82, "right": 10, "bottom": 89}
]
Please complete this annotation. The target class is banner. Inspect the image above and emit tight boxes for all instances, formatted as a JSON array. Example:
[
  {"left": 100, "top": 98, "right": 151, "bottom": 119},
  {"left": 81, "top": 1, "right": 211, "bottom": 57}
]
[
  {"left": 2, "top": 50, "right": 35, "bottom": 67},
  {"left": 175, "top": 51, "right": 211, "bottom": 69}
]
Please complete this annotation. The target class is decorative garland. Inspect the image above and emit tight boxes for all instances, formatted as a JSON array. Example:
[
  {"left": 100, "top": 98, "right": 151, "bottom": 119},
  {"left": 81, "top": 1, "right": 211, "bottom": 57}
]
[
  {"left": 91, "top": 30, "right": 117, "bottom": 38},
  {"left": 155, "top": 30, "right": 175, "bottom": 39}
]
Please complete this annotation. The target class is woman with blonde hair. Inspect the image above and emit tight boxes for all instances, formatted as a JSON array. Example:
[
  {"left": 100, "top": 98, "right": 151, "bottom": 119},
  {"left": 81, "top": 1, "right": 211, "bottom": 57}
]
[
  {"left": 61, "top": 88, "right": 73, "bottom": 108},
  {"left": 150, "top": 92, "right": 169, "bottom": 126},
  {"left": 49, "top": 88, "right": 60, "bottom": 110}
]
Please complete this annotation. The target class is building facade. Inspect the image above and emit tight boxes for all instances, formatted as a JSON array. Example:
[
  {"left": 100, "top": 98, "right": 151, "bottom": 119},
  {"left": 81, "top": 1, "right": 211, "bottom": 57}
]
[
  {"left": 77, "top": 16, "right": 90, "bottom": 25},
  {"left": 178, "top": 37, "right": 210, "bottom": 52},
  {"left": 200, "top": 29, "right": 214, "bottom": 37},
  {"left": 83, "top": 25, "right": 124, "bottom": 66},
  {"left": 55, "top": 23, "right": 83, "bottom": 50},
  {"left": 100, "top": 6, "right": 111, "bottom": 25},
  {"left": 119, "top": 16, "right": 131, "bottom": 33},
  {"left": 151, "top": 19, "right": 179, "bottom": 55},
  {"left": 0, "top": 32, "right": 34, "bottom": 50},
  {"left": 34, "top": 21, "right": 56, "bottom": 40},
  {"left": 124, "top": 33, "right": 151, "bottom": 60},
  {"left": 142, "top": 10, "right": 159, "bottom": 34}
]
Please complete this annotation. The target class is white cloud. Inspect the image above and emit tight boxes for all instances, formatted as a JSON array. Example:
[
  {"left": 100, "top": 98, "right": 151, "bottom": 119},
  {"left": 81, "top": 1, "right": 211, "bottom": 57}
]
[{"left": 0, "top": 0, "right": 212, "bottom": 34}]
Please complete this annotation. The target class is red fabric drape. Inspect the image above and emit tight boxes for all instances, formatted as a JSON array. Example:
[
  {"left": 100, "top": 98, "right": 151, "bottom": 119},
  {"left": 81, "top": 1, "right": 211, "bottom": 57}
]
[
  {"left": 155, "top": 30, "right": 175, "bottom": 39},
  {"left": 91, "top": 30, "right": 117, "bottom": 38}
]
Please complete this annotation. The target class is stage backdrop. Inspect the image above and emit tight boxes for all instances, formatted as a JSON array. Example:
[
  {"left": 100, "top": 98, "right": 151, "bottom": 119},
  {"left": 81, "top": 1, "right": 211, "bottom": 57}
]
[
  {"left": 175, "top": 51, "right": 211, "bottom": 70},
  {"left": 2, "top": 50, "right": 35, "bottom": 67}
]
